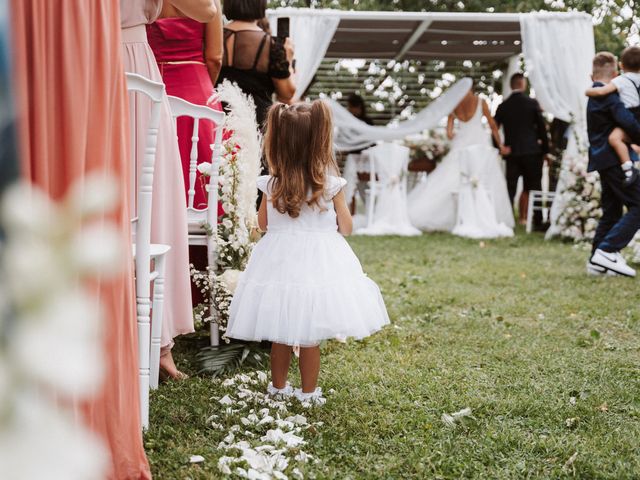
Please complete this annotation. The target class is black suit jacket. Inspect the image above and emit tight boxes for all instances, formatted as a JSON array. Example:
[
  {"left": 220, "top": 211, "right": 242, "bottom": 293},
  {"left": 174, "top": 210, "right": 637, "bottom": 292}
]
[
  {"left": 587, "top": 81, "right": 640, "bottom": 172},
  {"left": 495, "top": 92, "right": 549, "bottom": 157}
]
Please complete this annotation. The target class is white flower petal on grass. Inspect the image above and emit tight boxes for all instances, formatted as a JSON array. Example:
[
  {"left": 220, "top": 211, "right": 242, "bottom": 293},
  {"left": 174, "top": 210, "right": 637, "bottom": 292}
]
[
  {"left": 285, "top": 415, "right": 307, "bottom": 426},
  {"left": 219, "top": 395, "right": 234, "bottom": 405},
  {"left": 261, "top": 429, "right": 306, "bottom": 448},
  {"left": 292, "top": 467, "right": 304, "bottom": 479},
  {"left": 189, "top": 455, "right": 205, "bottom": 464},
  {"left": 256, "top": 371, "right": 268, "bottom": 383}
]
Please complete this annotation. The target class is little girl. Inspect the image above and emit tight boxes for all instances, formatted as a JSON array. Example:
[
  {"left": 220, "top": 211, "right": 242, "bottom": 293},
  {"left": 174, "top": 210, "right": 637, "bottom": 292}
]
[{"left": 225, "top": 100, "right": 389, "bottom": 404}]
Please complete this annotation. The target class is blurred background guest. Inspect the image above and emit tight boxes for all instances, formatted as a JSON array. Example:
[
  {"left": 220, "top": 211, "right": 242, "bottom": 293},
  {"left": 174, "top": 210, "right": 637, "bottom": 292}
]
[
  {"left": 148, "top": 0, "right": 223, "bottom": 209},
  {"left": 217, "top": 0, "right": 296, "bottom": 130}
]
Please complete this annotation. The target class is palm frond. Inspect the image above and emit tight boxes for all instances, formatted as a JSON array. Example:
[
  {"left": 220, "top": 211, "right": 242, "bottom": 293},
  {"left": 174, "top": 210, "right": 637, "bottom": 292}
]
[{"left": 196, "top": 342, "right": 268, "bottom": 377}]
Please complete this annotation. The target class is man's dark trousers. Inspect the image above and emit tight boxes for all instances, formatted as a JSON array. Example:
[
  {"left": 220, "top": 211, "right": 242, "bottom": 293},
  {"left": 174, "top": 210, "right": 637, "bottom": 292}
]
[{"left": 593, "top": 165, "right": 640, "bottom": 253}]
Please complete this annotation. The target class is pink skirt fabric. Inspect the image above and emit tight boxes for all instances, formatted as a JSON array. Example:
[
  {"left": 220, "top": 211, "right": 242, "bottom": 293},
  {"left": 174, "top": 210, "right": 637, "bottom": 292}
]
[
  {"left": 11, "top": 1, "right": 151, "bottom": 478},
  {"left": 121, "top": 25, "right": 194, "bottom": 350}
]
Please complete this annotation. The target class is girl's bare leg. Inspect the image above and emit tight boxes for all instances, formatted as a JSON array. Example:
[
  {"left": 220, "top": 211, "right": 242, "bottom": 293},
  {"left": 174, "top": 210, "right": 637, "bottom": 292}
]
[
  {"left": 299, "top": 346, "right": 321, "bottom": 393},
  {"left": 271, "top": 343, "right": 292, "bottom": 389}
]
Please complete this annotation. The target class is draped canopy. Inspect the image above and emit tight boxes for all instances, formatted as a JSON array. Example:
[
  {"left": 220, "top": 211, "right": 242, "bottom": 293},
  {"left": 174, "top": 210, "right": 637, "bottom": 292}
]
[{"left": 267, "top": 8, "right": 595, "bottom": 235}]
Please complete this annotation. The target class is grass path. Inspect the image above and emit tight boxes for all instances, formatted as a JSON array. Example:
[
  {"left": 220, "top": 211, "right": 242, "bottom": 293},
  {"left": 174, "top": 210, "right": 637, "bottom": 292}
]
[{"left": 146, "top": 233, "right": 640, "bottom": 479}]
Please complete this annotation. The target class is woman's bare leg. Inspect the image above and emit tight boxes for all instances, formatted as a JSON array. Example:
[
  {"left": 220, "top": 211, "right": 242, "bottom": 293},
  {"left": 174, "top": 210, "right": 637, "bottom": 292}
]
[
  {"left": 299, "top": 346, "right": 321, "bottom": 393},
  {"left": 271, "top": 343, "right": 292, "bottom": 389},
  {"left": 159, "top": 349, "right": 188, "bottom": 380}
]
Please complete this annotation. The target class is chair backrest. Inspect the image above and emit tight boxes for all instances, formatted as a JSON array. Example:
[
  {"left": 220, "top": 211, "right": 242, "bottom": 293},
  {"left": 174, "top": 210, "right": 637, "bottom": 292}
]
[
  {"left": 167, "top": 95, "right": 225, "bottom": 212},
  {"left": 126, "top": 73, "right": 165, "bottom": 304}
]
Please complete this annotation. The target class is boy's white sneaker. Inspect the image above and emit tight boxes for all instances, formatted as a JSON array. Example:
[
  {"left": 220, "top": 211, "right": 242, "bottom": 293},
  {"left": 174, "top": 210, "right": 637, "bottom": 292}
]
[
  {"left": 267, "top": 382, "right": 294, "bottom": 398},
  {"left": 590, "top": 249, "right": 636, "bottom": 277},
  {"left": 294, "top": 387, "right": 326, "bottom": 407}
]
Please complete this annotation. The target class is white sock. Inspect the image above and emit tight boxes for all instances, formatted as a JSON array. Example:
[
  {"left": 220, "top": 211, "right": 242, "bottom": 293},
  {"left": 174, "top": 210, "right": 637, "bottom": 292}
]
[{"left": 622, "top": 160, "right": 633, "bottom": 171}]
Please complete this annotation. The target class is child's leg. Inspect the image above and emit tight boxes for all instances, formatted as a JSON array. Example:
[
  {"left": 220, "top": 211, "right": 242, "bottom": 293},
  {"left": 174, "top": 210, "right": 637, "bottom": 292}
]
[
  {"left": 609, "top": 127, "right": 632, "bottom": 165},
  {"left": 299, "top": 346, "right": 320, "bottom": 393},
  {"left": 271, "top": 343, "right": 292, "bottom": 389}
]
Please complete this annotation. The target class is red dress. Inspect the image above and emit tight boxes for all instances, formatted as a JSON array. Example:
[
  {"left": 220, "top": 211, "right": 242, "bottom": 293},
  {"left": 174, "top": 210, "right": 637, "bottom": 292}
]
[{"left": 147, "top": 17, "right": 222, "bottom": 209}]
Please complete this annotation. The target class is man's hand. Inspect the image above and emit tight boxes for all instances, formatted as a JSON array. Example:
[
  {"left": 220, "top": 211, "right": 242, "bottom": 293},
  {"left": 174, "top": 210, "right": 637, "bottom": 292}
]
[{"left": 499, "top": 145, "right": 512, "bottom": 157}]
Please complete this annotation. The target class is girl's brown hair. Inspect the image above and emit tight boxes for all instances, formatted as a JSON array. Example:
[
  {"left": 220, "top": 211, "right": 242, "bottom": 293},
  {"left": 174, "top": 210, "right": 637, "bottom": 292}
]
[{"left": 263, "top": 100, "right": 338, "bottom": 218}]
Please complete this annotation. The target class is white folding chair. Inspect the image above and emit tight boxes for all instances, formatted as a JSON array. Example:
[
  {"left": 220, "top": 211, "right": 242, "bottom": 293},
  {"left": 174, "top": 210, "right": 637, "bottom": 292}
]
[
  {"left": 126, "top": 72, "right": 171, "bottom": 429},
  {"left": 167, "top": 95, "right": 225, "bottom": 346},
  {"left": 526, "top": 190, "right": 556, "bottom": 233}
]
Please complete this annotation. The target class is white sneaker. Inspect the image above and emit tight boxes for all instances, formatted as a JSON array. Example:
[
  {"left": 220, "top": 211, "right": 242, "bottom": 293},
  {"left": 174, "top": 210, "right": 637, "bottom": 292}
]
[
  {"left": 590, "top": 249, "right": 636, "bottom": 277},
  {"left": 294, "top": 387, "right": 326, "bottom": 407},
  {"left": 267, "top": 382, "right": 294, "bottom": 398},
  {"left": 586, "top": 260, "right": 620, "bottom": 277}
]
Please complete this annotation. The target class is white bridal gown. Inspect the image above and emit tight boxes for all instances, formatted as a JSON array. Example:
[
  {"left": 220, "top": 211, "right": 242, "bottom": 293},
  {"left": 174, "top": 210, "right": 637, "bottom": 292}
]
[{"left": 407, "top": 101, "right": 514, "bottom": 238}]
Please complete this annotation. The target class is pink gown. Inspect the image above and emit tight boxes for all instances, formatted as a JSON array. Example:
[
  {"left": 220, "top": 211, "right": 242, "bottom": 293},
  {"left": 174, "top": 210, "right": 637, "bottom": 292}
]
[
  {"left": 121, "top": 0, "right": 194, "bottom": 352},
  {"left": 11, "top": 1, "right": 150, "bottom": 478},
  {"left": 147, "top": 17, "right": 223, "bottom": 209}
]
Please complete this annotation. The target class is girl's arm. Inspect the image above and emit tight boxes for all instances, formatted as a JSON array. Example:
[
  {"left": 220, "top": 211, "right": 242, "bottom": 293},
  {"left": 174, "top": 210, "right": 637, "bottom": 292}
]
[
  {"left": 333, "top": 190, "right": 353, "bottom": 236},
  {"left": 257, "top": 194, "right": 268, "bottom": 231},
  {"left": 446, "top": 114, "right": 455, "bottom": 140},
  {"left": 203, "top": 0, "right": 223, "bottom": 85},
  {"left": 586, "top": 83, "right": 617, "bottom": 97}
]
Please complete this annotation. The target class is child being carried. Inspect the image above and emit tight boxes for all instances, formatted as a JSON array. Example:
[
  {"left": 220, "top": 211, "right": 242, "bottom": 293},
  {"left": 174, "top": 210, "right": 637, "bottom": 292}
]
[{"left": 586, "top": 46, "right": 640, "bottom": 186}]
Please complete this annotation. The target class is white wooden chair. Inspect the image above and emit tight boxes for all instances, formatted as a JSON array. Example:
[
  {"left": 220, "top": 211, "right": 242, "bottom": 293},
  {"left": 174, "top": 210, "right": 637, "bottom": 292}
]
[
  {"left": 167, "top": 95, "right": 225, "bottom": 345},
  {"left": 526, "top": 190, "right": 556, "bottom": 233},
  {"left": 125, "top": 72, "right": 170, "bottom": 429}
]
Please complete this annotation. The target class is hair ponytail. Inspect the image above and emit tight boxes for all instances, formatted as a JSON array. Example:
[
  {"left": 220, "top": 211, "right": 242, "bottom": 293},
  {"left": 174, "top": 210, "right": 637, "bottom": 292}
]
[{"left": 263, "top": 100, "right": 338, "bottom": 218}]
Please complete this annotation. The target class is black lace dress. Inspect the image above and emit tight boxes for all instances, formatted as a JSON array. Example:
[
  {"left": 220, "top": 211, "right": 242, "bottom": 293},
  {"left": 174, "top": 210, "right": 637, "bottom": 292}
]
[{"left": 216, "top": 29, "right": 290, "bottom": 128}]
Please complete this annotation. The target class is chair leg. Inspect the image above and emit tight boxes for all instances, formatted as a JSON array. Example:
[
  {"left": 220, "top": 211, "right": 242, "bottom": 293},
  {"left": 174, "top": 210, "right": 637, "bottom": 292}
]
[
  {"left": 526, "top": 195, "right": 535, "bottom": 234},
  {"left": 149, "top": 253, "right": 167, "bottom": 390},
  {"left": 137, "top": 291, "right": 151, "bottom": 430},
  {"left": 207, "top": 234, "right": 220, "bottom": 347}
]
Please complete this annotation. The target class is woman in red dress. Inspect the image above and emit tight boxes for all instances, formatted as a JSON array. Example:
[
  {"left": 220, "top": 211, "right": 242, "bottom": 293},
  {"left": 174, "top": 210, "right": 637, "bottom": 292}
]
[{"left": 148, "top": 0, "right": 223, "bottom": 209}]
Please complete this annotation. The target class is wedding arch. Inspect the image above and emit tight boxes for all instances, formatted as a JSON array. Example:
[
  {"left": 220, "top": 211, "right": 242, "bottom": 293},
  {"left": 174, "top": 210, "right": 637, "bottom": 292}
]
[{"left": 267, "top": 8, "right": 596, "bottom": 237}]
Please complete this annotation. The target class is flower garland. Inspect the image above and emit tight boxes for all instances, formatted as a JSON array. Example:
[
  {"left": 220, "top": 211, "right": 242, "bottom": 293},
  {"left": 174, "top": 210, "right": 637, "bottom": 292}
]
[
  {"left": 0, "top": 175, "right": 121, "bottom": 478},
  {"left": 555, "top": 155, "right": 602, "bottom": 242},
  {"left": 190, "top": 81, "right": 262, "bottom": 335},
  {"left": 403, "top": 129, "right": 450, "bottom": 164}
]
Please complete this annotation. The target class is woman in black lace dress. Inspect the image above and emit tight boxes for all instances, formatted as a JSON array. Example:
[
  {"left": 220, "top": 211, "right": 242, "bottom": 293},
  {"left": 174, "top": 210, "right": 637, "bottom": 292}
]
[{"left": 216, "top": 0, "right": 296, "bottom": 128}]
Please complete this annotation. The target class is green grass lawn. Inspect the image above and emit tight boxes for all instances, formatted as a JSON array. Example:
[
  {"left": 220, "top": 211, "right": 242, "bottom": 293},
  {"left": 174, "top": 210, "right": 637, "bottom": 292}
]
[{"left": 145, "top": 232, "right": 640, "bottom": 479}]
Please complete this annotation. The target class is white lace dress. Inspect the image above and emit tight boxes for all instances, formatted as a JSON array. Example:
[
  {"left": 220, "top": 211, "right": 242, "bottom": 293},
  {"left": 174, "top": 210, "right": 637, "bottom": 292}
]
[
  {"left": 226, "top": 175, "right": 390, "bottom": 347},
  {"left": 408, "top": 100, "right": 514, "bottom": 238}
]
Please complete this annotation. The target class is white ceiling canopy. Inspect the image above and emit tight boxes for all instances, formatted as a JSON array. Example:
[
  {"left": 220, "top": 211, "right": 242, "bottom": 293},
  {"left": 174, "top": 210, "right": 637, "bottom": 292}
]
[{"left": 268, "top": 9, "right": 527, "bottom": 62}]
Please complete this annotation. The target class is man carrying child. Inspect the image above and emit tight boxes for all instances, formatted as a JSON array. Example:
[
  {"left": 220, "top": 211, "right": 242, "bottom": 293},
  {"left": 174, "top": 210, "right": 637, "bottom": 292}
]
[{"left": 586, "top": 50, "right": 640, "bottom": 277}]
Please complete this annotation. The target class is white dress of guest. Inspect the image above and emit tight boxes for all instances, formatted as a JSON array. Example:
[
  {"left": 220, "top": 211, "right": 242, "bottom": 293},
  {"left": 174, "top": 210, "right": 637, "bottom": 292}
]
[{"left": 408, "top": 98, "right": 514, "bottom": 238}]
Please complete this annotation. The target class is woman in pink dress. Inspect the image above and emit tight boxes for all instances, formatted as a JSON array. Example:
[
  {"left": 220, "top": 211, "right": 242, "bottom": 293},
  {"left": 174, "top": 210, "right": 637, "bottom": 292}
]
[
  {"left": 148, "top": 1, "right": 223, "bottom": 209},
  {"left": 120, "top": 0, "right": 216, "bottom": 380},
  {"left": 11, "top": 1, "right": 151, "bottom": 477}
]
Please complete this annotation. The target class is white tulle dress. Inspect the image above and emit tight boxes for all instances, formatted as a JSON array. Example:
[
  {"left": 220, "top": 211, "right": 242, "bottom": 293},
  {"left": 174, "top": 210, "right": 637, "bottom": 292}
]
[
  {"left": 408, "top": 100, "right": 514, "bottom": 239},
  {"left": 226, "top": 175, "right": 390, "bottom": 347}
]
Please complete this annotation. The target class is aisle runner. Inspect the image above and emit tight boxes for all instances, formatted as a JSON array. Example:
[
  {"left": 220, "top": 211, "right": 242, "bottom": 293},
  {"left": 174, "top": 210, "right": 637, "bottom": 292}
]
[{"left": 211, "top": 371, "right": 325, "bottom": 479}]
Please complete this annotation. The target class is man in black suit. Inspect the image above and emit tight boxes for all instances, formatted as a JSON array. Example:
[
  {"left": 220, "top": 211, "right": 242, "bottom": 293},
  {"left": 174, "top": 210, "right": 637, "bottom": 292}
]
[
  {"left": 586, "top": 52, "right": 640, "bottom": 277},
  {"left": 495, "top": 73, "right": 550, "bottom": 227}
]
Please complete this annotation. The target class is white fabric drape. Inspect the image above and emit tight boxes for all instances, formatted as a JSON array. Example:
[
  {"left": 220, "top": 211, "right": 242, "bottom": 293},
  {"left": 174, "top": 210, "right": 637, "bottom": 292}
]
[
  {"left": 330, "top": 77, "right": 473, "bottom": 151},
  {"left": 268, "top": 10, "right": 340, "bottom": 99},
  {"left": 501, "top": 55, "right": 522, "bottom": 99},
  {"left": 520, "top": 12, "right": 595, "bottom": 237}
]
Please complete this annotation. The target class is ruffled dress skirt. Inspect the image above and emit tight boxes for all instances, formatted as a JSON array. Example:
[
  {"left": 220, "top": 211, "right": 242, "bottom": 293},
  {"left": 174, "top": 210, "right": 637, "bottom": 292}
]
[{"left": 227, "top": 230, "right": 390, "bottom": 347}]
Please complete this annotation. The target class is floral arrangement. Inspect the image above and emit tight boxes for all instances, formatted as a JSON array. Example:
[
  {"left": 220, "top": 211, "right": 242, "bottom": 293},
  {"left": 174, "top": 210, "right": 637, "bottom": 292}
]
[
  {"left": 404, "top": 129, "right": 450, "bottom": 164},
  {"left": 555, "top": 155, "right": 602, "bottom": 242},
  {"left": 190, "top": 81, "right": 262, "bottom": 335},
  {"left": 0, "top": 175, "right": 122, "bottom": 479}
]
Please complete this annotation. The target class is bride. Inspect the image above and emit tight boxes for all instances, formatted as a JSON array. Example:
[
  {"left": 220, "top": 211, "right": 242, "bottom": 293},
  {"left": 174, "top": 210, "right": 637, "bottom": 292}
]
[{"left": 408, "top": 88, "right": 515, "bottom": 238}]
